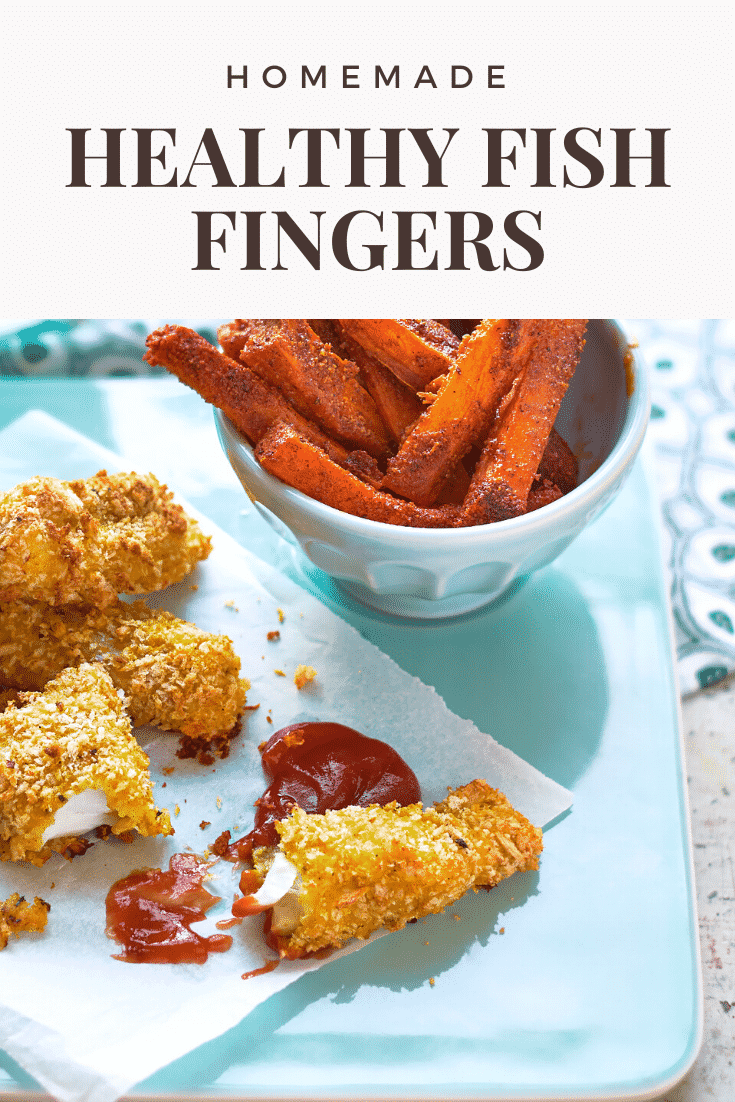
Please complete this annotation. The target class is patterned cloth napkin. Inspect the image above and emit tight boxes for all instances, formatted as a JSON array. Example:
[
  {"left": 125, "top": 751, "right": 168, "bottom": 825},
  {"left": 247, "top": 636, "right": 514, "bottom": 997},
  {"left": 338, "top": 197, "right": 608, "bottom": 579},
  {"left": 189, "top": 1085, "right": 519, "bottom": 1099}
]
[
  {"left": 2, "top": 318, "right": 734, "bottom": 696},
  {"left": 622, "top": 320, "right": 735, "bottom": 695}
]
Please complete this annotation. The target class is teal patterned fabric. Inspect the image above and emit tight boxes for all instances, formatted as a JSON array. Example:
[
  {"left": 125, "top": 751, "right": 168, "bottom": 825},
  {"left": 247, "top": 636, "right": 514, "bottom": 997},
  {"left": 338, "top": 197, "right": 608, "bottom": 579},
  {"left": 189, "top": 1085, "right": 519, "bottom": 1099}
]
[
  {"left": 624, "top": 320, "right": 735, "bottom": 694},
  {"left": 1, "top": 319, "right": 733, "bottom": 694},
  {"left": 0, "top": 320, "right": 221, "bottom": 377}
]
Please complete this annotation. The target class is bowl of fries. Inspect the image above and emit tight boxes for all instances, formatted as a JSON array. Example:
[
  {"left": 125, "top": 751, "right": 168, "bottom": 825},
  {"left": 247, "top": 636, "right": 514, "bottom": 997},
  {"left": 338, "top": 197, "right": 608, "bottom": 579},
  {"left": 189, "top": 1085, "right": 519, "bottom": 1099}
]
[{"left": 145, "top": 318, "right": 647, "bottom": 618}]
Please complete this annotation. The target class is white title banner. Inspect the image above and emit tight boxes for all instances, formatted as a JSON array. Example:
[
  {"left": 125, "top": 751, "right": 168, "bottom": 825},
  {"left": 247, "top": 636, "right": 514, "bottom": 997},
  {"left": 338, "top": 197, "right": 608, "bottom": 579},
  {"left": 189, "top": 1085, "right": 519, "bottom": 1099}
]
[{"left": 2, "top": 1, "right": 732, "bottom": 316}]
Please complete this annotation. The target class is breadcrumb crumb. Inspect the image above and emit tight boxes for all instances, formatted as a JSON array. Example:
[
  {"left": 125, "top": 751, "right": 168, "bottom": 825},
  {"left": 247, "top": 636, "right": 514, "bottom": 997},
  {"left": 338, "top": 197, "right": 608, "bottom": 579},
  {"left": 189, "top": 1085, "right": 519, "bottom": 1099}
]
[
  {"left": 0, "top": 893, "right": 50, "bottom": 950},
  {"left": 294, "top": 664, "right": 317, "bottom": 689}
]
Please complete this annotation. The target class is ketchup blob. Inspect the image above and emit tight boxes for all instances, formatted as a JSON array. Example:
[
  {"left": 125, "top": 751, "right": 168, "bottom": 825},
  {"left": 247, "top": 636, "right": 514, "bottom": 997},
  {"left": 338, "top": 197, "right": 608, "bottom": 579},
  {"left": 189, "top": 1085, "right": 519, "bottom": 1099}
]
[
  {"left": 229, "top": 721, "right": 421, "bottom": 863},
  {"left": 105, "top": 853, "right": 233, "bottom": 964}
]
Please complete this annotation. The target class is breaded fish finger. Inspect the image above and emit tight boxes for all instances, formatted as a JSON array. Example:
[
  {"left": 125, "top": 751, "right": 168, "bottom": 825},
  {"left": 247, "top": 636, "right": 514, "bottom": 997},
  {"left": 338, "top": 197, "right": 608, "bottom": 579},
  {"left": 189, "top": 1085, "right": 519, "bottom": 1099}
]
[
  {"left": 0, "top": 663, "right": 172, "bottom": 865},
  {"left": 0, "top": 471, "right": 211, "bottom": 608},
  {"left": 250, "top": 780, "right": 542, "bottom": 957},
  {"left": 0, "top": 599, "right": 249, "bottom": 740}
]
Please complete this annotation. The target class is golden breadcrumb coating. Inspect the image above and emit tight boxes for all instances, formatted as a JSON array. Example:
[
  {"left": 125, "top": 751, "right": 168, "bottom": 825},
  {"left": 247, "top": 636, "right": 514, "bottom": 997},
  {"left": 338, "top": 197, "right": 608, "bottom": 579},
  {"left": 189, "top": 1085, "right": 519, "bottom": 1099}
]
[
  {"left": 0, "top": 599, "right": 249, "bottom": 738},
  {"left": 0, "top": 688, "right": 22, "bottom": 712},
  {"left": 254, "top": 780, "right": 542, "bottom": 957},
  {"left": 0, "top": 892, "right": 50, "bottom": 950},
  {"left": 0, "top": 471, "right": 211, "bottom": 608},
  {"left": 0, "top": 663, "right": 172, "bottom": 865}
]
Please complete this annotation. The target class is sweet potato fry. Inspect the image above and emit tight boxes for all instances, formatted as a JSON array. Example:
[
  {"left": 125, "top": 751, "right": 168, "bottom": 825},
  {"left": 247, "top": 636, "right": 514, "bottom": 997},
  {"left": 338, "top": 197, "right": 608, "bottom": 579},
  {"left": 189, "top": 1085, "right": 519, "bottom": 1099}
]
[
  {"left": 349, "top": 353, "right": 423, "bottom": 444},
  {"left": 255, "top": 422, "right": 459, "bottom": 528},
  {"left": 380, "top": 319, "right": 521, "bottom": 507},
  {"left": 222, "top": 320, "right": 391, "bottom": 460},
  {"left": 319, "top": 324, "right": 423, "bottom": 445},
  {"left": 448, "top": 320, "right": 482, "bottom": 339},
  {"left": 337, "top": 319, "right": 459, "bottom": 390},
  {"left": 144, "top": 326, "right": 350, "bottom": 467},
  {"left": 459, "top": 320, "right": 587, "bottom": 525},
  {"left": 526, "top": 479, "right": 563, "bottom": 512},
  {"left": 535, "top": 427, "right": 578, "bottom": 496}
]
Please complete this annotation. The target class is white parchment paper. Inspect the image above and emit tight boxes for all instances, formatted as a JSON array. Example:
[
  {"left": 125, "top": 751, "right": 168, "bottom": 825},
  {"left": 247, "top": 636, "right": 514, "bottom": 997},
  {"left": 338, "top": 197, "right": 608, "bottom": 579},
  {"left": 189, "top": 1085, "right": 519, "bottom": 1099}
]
[{"left": 0, "top": 412, "right": 571, "bottom": 1102}]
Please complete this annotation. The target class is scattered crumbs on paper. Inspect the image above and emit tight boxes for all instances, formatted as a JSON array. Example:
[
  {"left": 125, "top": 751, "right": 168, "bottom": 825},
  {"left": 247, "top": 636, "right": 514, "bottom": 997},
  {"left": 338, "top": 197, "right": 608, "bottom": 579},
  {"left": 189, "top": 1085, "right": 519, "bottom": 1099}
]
[
  {"left": 244, "top": 703, "right": 261, "bottom": 712},
  {"left": 162, "top": 767, "right": 175, "bottom": 776},
  {"left": 274, "top": 669, "right": 286, "bottom": 677},
  {"left": 216, "top": 797, "right": 223, "bottom": 810},
  {"left": 161, "top": 782, "right": 166, "bottom": 788},
  {"left": 277, "top": 608, "right": 285, "bottom": 623},
  {"left": 294, "top": 664, "right": 317, "bottom": 690},
  {"left": 424, "top": 940, "right": 429, "bottom": 946},
  {"left": 429, "top": 977, "right": 435, "bottom": 987},
  {"left": 225, "top": 600, "right": 239, "bottom": 612},
  {"left": 190, "top": 584, "right": 198, "bottom": 592},
  {"left": 453, "top": 914, "right": 461, "bottom": 922},
  {"left": 499, "top": 927, "right": 505, "bottom": 934},
  {"left": 266, "top": 715, "right": 273, "bottom": 724},
  {"left": 174, "top": 805, "right": 180, "bottom": 817},
  {"left": 267, "top": 630, "right": 280, "bottom": 641},
  {"left": 50, "top": 882, "right": 55, "bottom": 890},
  {"left": 199, "top": 821, "right": 211, "bottom": 830}
]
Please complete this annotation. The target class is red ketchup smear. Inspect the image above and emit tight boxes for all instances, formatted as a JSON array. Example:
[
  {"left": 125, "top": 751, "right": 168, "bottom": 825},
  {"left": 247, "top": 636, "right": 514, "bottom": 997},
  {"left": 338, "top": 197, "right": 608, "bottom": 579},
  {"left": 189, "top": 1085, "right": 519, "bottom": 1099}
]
[
  {"left": 105, "top": 853, "right": 234, "bottom": 964},
  {"left": 229, "top": 721, "right": 421, "bottom": 867},
  {"left": 241, "top": 958, "right": 280, "bottom": 980},
  {"left": 223, "top": 721, "right": 421, "bottom": 944}
]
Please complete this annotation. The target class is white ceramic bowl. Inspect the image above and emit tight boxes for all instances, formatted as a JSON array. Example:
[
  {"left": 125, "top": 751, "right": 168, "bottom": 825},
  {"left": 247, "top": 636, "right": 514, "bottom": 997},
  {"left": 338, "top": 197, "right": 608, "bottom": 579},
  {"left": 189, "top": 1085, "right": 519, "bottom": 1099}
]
[{"left": 216, "top": 320, "right": 650, "bottom": 619}]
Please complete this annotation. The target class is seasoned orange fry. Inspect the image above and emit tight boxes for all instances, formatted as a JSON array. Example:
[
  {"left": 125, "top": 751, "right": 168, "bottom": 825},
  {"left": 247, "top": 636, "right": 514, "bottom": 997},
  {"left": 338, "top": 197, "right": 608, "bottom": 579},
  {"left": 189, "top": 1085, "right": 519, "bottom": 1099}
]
[
  {"left": 536, "top": 427, "right": 578, "bottom": 496},
  {"left": 256, "top": 422, "right": 459, "bottom": 528},
  {"left": 526, "top": 479, "right": 563, "bottom": 512},
  {"left": 337, "top": 319, "right": 459, "bottom": 390},
  {"left": 223, "top": 320, "right": 392, "bottom": 460},
  {"left": 355, "top": 353, "right": 423, "bottom": 443},
  {"left": 336, "top": 338, "right": 423, "bottom": 447},
  {"left": 381, "top": 319, "right": 521, "bottom": 507},
  {"left": 307, "top": 321, "right": 423, "bottom": 445},
  {"left": 460, "top": 320, "right": 587, "bottom": 524},
  {"left": 145, "top": 326, "right": 351, "bottom": 466}
]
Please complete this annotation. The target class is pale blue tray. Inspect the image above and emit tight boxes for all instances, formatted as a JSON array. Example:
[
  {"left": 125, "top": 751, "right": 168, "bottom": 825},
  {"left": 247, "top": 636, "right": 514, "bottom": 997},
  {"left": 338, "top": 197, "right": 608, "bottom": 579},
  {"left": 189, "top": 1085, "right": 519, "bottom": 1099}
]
[{"left": 0, "top": 380, "right": 701, "bottom": 1101}]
